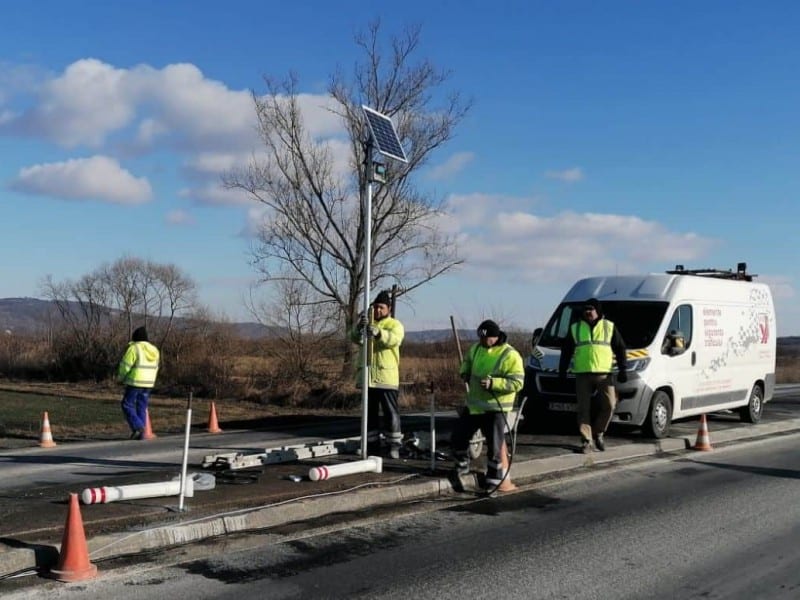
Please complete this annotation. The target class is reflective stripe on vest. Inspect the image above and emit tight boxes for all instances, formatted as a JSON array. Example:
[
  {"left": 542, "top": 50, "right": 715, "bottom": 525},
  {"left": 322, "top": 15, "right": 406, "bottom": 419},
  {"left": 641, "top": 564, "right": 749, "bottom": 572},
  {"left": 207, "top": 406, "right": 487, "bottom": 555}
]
[
  {"left": 125, "top": 344, "right": 159, "bottom": 388},
  {"left": 467, "top": 344, "right": 519, "bottom": 413},
  {"left": 571, "top": 319, "right": 614, "bottom": 373}
]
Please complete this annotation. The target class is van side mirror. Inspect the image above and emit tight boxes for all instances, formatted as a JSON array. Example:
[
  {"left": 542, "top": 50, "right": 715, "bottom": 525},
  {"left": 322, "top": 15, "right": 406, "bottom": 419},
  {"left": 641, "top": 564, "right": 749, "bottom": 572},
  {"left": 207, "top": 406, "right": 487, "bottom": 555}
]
[
  {"left": 531, "top": 327, "right": 543, "bottom": 349},
  {"left": 662, "top": 330, "right": 686, "bottom": 356}
]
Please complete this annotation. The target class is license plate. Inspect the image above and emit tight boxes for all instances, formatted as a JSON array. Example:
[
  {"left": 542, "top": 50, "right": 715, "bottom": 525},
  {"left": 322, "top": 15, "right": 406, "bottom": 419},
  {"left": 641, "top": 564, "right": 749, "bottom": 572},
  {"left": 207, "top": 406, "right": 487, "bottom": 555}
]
[{"left": 549, "top": 402, "right": 576, "bottom": 412}]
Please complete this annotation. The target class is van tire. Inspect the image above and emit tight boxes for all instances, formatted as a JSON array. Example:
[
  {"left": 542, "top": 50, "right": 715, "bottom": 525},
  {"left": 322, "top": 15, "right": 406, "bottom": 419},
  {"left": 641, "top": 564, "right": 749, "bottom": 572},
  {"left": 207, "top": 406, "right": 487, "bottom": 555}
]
[
  {"left": 643, "top": 391, "right": 672, "bottom": 439},
  {"left": 739, "top": 384, "right": 764, "bottom": 424}
]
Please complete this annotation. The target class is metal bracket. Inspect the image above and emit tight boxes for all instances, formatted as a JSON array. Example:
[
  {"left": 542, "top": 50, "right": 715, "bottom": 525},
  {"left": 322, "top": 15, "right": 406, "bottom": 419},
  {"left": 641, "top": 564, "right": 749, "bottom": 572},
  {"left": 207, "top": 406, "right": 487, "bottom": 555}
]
[{"left": 202, "top": 437, "right": 361, "bottom": 471}]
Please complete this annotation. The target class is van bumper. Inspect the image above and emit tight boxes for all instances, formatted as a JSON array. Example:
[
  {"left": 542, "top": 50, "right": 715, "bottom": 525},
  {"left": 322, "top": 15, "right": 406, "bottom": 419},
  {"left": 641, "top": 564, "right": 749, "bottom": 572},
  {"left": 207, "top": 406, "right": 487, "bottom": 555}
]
[{"left": 524, "top": 368, "right": 652, "bottom": 427}]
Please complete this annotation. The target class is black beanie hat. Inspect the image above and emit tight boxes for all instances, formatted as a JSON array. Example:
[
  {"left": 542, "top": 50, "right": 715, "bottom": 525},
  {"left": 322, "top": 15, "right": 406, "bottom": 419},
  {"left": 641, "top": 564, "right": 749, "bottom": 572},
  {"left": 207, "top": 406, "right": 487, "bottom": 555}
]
[
  {"left": 584, "top": 298, "right": 602, "bottom": 315},
  {"left": 132, "top": 326, "right": 148, "bottom": 342},
  {"left": 477, "top": 319, "right": 501, "bottom": 338},
  {"left": 373, "top": 290, "right": 392, "bottom": 308}
]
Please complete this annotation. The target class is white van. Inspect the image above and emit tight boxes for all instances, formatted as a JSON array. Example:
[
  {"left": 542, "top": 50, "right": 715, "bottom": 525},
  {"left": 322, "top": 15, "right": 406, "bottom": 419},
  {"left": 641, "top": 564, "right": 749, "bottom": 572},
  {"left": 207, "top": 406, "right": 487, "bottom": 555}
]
[{"left": 523, "top": 263, "right": 776, "bottom": 438}]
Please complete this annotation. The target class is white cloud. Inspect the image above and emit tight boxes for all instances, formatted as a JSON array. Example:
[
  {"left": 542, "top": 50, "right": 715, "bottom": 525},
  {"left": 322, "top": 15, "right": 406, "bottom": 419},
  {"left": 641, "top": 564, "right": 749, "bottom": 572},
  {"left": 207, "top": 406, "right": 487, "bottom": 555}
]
[
  {"left": 165, "top": 209, "right": 195, "bottom": 226},
  {"left": 428, "top": 152, "right": 475, "bottom": 180},
  {"left": 179, "top": 183, "right": 252, "bottom": 207},
  {"left": 9, "top": 155, "right": 152, "bottom": 204},
  {"left": 242, "top": 205, "right": 270, "bottom": 238},
  {"left": 185, "top": 152, "right": 244, "bottom": 176},
  {"left": 545, "top": 167, "right": 584, "bottom": 183},
  {"left": 14, "top": 59, "right": 136, "bottom": 147},
  {"left": 444, "top": 193, "right": 716, "bottom": 283}
]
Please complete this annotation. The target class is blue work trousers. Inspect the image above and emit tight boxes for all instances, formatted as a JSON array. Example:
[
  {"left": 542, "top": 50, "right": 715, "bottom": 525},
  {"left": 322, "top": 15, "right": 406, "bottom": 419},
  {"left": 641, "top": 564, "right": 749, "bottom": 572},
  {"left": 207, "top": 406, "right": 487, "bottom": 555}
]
[{"left": 121, "top": 386, "right": 151, "bottom": 432}]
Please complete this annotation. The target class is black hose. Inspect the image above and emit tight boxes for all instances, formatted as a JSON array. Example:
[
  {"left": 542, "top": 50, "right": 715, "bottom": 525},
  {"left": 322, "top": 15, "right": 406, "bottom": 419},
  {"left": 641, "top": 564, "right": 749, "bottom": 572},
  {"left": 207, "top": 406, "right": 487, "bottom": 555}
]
[{"left": 482, "top": 389, "right": 520, "bottom": 496}]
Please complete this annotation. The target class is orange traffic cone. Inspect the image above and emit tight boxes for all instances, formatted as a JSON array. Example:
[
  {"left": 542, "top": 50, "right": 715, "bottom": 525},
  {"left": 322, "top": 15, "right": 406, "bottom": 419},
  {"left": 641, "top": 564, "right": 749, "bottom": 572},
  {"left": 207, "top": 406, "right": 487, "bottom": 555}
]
[
  {"left": 48, "top": 493, "right": 97, "bottom": 582},
  {"left": 497, "top": 440, "right": 518, "bottom": 492},
  {"left": 693, "top": 414, "right": 713, "bottom": 451},
  {"left": 207, "top": 402, "right": 222, "bottom": 434},
  {"left": 39, "top": 411, "right": 57, "bottom": 448},
  {"left": 141, "top": 408, "right": 157, "bottom": 440}
]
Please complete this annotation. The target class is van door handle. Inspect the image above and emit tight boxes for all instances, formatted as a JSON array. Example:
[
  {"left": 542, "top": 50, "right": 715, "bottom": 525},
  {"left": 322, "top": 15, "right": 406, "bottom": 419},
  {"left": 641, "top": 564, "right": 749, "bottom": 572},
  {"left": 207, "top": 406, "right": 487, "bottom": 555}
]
[{"left": 691, "top": 351, "right": 696, "bottom": 366}]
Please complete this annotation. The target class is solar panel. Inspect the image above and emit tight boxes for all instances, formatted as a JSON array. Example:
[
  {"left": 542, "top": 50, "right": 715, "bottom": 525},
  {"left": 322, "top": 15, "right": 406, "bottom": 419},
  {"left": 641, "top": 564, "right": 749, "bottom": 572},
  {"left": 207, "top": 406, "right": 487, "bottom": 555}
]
[{"left": 362, "top": 105, "right": 408, "bottom": 163}]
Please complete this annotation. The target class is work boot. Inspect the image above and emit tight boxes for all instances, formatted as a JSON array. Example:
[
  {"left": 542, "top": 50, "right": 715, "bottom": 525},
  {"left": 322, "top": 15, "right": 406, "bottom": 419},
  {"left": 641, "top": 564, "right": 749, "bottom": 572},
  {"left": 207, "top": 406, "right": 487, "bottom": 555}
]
[
  {"left": 454, "top": 459, "right": 470, "bottom": 476},
  {"left": 580, "top": 439, "right": 593, "bottom": 454},
  {"left": 594, "top": 433, "right": 606, "bottom": 451}
]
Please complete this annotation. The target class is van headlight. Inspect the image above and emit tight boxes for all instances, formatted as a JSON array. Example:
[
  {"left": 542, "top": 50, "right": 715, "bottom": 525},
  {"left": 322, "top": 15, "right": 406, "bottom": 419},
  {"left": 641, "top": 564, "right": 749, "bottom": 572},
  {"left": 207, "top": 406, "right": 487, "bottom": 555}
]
[
  {"left": 526, "top": 355, "right": 542, "bottom": 371},
  {"left": 625, "top": 357, "right": 651, "bottom": 372}
]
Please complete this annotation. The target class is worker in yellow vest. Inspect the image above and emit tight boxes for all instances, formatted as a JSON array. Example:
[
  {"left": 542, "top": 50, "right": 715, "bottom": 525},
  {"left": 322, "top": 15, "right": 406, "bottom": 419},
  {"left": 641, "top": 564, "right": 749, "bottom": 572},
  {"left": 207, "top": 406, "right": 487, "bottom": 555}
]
[
  {"left": 118, "top": 326, "right": 160, "bottom": 440},
  {"left": 350, "top": 290, "right": 405, "bottom": 459},
  {"left": 451, "top": 319, "right": 524, "bottom": 489},
  {"left": 559, "top": 298, "right": 627, "bottom": 454}
]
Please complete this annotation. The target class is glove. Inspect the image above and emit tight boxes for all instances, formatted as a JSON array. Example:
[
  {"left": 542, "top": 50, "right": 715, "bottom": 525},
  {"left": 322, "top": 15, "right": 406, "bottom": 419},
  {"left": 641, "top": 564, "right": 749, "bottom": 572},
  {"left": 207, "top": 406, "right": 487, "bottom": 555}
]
[
  {"left": 480, "top": 377, "right": 493, "bottom": 390},
  {"left": 617, "top": 370, "right": 627, "bottom": 383},
  {"left": 368, "top": 325, "right": 381, "bottom": 339}
]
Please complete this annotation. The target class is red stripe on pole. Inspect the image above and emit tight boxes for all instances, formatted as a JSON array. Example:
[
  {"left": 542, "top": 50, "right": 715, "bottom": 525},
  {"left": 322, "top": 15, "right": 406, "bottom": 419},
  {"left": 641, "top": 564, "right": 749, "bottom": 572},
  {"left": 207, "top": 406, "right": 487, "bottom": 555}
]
[
  {"left": 321, "top": 466, "right": 329, "bottom": 480},
  {"left": 100, "top": 487, "right": 107, "bottom": 503}
]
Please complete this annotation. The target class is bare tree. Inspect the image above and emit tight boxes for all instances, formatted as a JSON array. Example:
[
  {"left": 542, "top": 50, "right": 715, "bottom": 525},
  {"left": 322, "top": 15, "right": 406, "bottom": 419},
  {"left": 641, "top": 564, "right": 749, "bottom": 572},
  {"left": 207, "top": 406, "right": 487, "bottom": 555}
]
[
  {"left": 224, "top": 21, "right": 470, "bottom": 367},
  {"left": 40, "top": 257, "right": 199, "bottom": 380},
  {"left": 245, "top": 277, "right": 342, "bottom": 379}
]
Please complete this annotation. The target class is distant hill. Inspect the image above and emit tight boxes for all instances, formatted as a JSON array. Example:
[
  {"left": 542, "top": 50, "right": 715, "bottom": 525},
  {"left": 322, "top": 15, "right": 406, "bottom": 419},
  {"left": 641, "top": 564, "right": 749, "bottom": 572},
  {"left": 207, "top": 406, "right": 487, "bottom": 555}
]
[
  {"left": 3, "top": 297, "right": 797, "bottom": 349},
  {"left": 0, "top": 297, "right": 57, "bottom": 334},
  {"left": 0, "top": 297, "right": 465, "bottom": 342}
]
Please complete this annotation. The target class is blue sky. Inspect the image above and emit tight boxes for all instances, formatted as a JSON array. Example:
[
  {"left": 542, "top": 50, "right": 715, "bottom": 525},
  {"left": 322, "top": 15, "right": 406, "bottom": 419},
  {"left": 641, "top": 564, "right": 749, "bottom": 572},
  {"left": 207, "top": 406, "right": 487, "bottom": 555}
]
[{"left": 2, "top": 1, "right": 799, "bottom": 335}]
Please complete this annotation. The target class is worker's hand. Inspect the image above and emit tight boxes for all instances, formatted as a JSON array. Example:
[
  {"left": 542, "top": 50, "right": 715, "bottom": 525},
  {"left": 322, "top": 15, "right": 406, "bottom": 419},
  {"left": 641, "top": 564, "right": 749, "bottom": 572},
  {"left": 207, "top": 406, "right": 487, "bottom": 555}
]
[
  {"left": 480, "top": 377, "right": 493, "bottom": 390},
  {"left": 357, "top": 314, "right": 369, "bottom": 332},
  {"left": 617, "top": 370, "right": 627, "bottom": 384},
  {"left": 368, "top": 325, "right": 381, "bottom": 339}
]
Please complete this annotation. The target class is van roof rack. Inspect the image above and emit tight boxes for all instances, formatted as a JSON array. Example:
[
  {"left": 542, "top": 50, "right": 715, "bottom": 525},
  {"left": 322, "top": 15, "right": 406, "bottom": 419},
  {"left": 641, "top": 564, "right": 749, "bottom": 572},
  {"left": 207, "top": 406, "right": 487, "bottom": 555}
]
[{"left": 666, "top": 262, "right": 755, "bottom": 282}]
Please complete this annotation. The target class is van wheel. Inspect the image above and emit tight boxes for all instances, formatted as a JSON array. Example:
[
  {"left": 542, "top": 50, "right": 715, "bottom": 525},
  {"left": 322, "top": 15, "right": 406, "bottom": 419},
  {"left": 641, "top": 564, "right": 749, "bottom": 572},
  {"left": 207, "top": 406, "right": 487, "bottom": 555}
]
[
  {"left": 739, "top": 385, "right": 764, "bottom": 424},
  {"left": 643, "top": 391, "right": 672, "bottom": 439}
]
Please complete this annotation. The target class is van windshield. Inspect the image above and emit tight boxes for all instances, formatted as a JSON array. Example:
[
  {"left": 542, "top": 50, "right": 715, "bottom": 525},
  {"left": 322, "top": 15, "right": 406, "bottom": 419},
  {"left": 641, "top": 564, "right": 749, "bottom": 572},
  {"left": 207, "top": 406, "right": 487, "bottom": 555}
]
[{"left": 538, "top": 301, "right": 669, "bottom": 349}]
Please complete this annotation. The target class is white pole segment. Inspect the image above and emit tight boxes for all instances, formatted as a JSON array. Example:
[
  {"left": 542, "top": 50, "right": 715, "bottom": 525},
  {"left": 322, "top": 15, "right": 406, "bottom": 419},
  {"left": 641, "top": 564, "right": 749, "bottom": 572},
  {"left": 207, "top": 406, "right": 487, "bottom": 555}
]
[
  {"left": 308, "top": 456, "right": 382, "bottom": 482},
  {"left": 81, "top": 478, "right": 194, "bottom": 505},
  {"left": 178, "top": 393, "right": 193, "bottom": 511}
]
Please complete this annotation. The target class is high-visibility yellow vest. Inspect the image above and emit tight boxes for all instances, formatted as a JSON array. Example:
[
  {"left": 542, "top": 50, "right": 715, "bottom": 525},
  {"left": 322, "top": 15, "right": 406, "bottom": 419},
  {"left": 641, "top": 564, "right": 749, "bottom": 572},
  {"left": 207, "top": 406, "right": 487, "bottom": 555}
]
[
  {"left": 570, "top": 319, "right": 614, "bottom": 373},
  {"left": 351, "top": 317, "right": 404, "bottom": 390},
  {"left": 118, "top": 341, "right": 160, "bottom": 388},
  {"left": 459, "top": 342, "right": 524, "bottom": 414}
]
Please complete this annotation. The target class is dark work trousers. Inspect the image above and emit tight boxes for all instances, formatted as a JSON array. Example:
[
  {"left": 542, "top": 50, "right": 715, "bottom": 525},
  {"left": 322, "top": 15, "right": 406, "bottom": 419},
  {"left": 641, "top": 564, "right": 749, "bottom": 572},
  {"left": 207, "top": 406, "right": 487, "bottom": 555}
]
[
  {"left": 575, "top": 372, "right": 617, "bottom": 442},
  {"left": 451, "top": 411, "right": 507, "bottom": 481},
  {"left": 121, "top": 386, "right": 151, "bottom": 433},
  {"left": 367, "top": 387, "right": 402, "bottom": 451}
]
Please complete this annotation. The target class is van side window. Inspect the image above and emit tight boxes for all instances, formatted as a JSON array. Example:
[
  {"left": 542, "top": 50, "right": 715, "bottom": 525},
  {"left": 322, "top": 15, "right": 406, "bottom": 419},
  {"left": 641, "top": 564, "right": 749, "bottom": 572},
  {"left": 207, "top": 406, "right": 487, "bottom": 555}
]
[
  {"left": 550, "top": 305, "right": 577, "bottom": 339},
  {"left": 662, "top": 305, "right": 692, "bottom": 355}
]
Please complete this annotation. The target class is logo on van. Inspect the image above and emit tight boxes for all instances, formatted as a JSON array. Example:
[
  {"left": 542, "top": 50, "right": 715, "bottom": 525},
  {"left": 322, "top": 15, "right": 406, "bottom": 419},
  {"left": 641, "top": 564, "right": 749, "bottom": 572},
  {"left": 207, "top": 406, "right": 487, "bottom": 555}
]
[{"left": 759, "top": 314, "right": 769, "bottom": 344}]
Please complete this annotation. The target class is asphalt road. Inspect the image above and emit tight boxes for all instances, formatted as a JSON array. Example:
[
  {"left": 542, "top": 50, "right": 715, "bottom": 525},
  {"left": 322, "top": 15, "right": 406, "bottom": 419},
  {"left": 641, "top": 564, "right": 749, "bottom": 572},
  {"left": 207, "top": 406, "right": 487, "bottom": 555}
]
[
  {"left": 9, "top": 427, "right": 800, "bottom": 599},
  {"left": 3, "top": 384, "right": 799, "bottom": 493}
]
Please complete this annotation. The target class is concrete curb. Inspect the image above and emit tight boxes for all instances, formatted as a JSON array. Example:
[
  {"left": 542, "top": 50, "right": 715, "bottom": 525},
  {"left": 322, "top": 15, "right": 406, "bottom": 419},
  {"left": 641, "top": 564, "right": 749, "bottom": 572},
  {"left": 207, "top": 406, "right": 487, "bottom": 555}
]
[{"left": 4, "top": 417, "right": 800, "bottom": 579}]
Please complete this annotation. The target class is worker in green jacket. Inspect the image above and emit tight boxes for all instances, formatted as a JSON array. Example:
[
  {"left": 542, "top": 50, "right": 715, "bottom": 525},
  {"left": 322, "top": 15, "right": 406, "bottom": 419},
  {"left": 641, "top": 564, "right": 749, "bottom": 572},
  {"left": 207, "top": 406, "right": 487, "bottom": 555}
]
[{"left": 350, "top": 290, "right": 405, "bottom": 459}]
